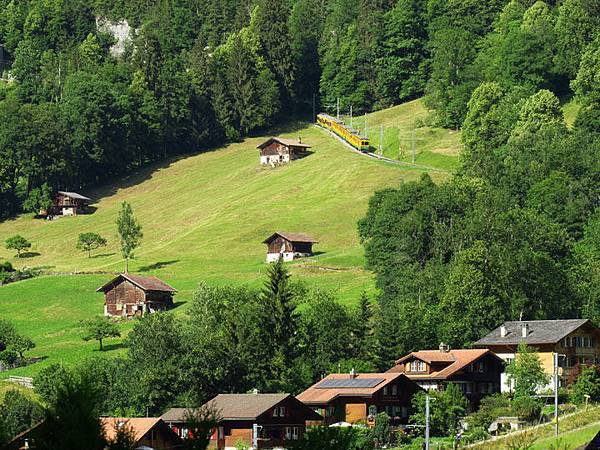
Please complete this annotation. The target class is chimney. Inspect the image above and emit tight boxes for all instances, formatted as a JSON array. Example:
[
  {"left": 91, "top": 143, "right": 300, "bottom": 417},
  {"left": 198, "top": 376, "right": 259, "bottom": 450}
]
[
  {"left": 252, "top": 388, "right": 259, "bottom": 395},
  {"left": 500, "top": 325, "right": 507, "bottom": 337},
  {"left": 521, "top": 323, "right": 529, "bottom": 338},
  {"left": 350, "top": 368, "right": 358, "bottom": 379},
  {"left": 298, "top": 136, "right": 302, "bottom": 144}
]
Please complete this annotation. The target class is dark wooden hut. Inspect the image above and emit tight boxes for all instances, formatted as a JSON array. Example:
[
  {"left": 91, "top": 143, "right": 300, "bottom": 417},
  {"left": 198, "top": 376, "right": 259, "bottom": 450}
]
[
  {"left": 97, "top": 273, "right": 177, "bottom": 317},
  {"left": 257, "top": 137, "right": 311, "bottom": 165},
  {"left": 263, "top": 232, "right": 317, "bottom": 262},
  {"left": 50, "top": 191, "right": 91, "bottom": 216}
]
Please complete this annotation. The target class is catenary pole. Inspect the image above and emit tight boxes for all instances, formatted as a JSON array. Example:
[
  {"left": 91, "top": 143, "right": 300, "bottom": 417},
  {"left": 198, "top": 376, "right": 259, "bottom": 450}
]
[
  {"left": 425, "top": 395, "right": 430, "bottom": 450},
  {"left": 554, "top": 352, "right": 559, "bottom": 437}
]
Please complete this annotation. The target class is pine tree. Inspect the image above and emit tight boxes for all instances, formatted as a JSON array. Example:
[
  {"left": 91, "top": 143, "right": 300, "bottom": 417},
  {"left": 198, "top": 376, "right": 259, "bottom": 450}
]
[{"left": 261, "top": 258, "right": 298, "bottom": 388}]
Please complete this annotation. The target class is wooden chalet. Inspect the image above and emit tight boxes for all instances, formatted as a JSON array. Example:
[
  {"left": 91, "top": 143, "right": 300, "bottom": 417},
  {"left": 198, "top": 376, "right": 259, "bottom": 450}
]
[
  {"left": 387, "top": 346, "right": 504, "bottom": 408},
  {"left": 297, "top": 371, "right": 421, "bottom": 426},
  {"left": 50, "top": 191, "right": 91, "bottom": 216},
  {"left": 474, "top": 319, "right": 600, "bottom": 392},
  {"left": 97, "top": 273, "right": 177, "bottom": 317},
  {"left": 257, "top": 137, "right": 311, "bottom": 165},
  {"left": 263, "top": 232, "right": 318, "bottom": 263},
  {"left": 162, "top": 393, "right": 321, "bottom": 449},
  {"left": 102, "top": 417, "right": 183, "bottom": 450}
]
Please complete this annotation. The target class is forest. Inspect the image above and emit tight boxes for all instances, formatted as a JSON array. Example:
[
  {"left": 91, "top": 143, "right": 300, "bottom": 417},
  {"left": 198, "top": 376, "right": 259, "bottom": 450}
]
[{"left": 0, "top": 0, "right": 595, "bottom": 218}]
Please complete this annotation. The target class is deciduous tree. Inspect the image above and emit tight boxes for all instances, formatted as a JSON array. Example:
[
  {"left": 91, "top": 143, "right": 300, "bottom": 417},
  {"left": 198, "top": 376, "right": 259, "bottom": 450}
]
[{"left": 81, "top": 317, "right": 121, "bottom": 351}]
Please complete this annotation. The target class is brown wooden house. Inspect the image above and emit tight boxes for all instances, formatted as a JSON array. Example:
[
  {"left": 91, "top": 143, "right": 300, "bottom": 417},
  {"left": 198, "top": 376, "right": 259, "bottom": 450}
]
[
  {"left": 297, "top": 371, "right": 421, "bottom": 426},
  {"left": 257, "top": 137, "right": 311, "bottom": 165},
  {"left": 263, "top": 232, "right": 317, "bottom": 262},
  {"left": 162, "top": 393, "right": 321, "bottom": 449},
  {"left": 387, "top": 347, "right": 504, "bottom": 408},
  {"left": 50, "top": 191, "right": 91, "bottom": 216},
  {"left": 102, "top": 417, "right": 183, "bottom": 450},
  {"left": 97, "top": 273, "right": 177, "bottom": 317}
]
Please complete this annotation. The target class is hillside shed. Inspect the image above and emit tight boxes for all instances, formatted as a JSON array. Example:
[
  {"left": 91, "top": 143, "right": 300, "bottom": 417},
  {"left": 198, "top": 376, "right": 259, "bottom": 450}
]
[
  {"left": 97, "top": 273, "right": 177, "bottom": 317},
  {"left": 51, "top": 191, "right": 91, "bottom": 216},
  {"left": 263, "top": 232, "right": 318, "bottom": 262},
  {"left": 257, "top": 137, "right": 311, "bottom": 165}
]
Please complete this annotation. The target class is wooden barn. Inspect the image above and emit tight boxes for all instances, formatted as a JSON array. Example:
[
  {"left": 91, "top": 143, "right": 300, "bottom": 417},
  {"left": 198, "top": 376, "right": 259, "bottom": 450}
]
[
  {"left": 97, "top": 273, "right": 177, "bottom": 317},
  {"left": 263, "top": 232, "right": 317, "bottom": 262},
  {"left": 50, "top": 191, "right": 91, "bottom": 216},
  {"left": 257, "top": 137, "right": 311, "bottom": 165}
]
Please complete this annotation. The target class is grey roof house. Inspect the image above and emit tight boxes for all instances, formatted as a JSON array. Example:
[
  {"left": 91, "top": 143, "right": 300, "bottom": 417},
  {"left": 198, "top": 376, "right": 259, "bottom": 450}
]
[{"left": 162, "top": 393, "right": 321, "bottom": 448}]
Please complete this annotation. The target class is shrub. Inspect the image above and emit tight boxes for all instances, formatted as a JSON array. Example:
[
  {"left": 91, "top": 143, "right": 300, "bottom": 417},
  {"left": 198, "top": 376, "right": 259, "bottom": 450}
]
[
  {"left": 0, "top": 261, "right": 13, "bottom": 273},
  {"left": 511, "top": 395, "right": 542, "bottom": 422}
]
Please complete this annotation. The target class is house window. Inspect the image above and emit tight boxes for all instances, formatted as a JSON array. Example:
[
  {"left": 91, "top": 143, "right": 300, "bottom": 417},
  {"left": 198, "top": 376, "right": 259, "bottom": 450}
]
[
  {"left": 392, "top": 385, "right": 398, "bottom": 396},
  {"left": 279, "top": 406, "right": 286, "bottom": 417},
  {"left": 383, "top": 386, "right": 388, "bottom": 395},
  {"left": 368, "top": 405, "right": 377, "bottom": 416},
  {"left": 409, "top": 361, "right": 426, "bottom": 372},
  {"left": 326, "top": 406, "right": 335, "bottom": 417},
  {"left": 285, "top": 427, "right": 300, "bottom": 440}
]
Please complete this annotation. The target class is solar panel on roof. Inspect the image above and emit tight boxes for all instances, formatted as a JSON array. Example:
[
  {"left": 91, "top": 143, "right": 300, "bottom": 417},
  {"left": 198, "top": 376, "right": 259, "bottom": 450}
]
[{"left": 315, "top": 378, "right": 385, "bottom": 389}]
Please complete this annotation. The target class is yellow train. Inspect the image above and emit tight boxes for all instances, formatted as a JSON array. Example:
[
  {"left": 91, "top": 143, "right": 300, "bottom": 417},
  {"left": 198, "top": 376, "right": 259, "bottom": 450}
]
[{"left": 317, "top": 113, "right": 370, "bottom": 152}]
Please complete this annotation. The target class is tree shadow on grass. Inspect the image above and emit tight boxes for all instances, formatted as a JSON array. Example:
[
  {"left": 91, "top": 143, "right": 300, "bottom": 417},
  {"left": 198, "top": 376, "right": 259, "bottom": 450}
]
[
  {"left": 99, "top": 342, "right": 127, "bottom": 352},
  {"left": 138, "top": 260, "right": 180, "bottom": 272},
  {"left": 92, "top": 252, "right": 116, "bottom": 259},
  {"left": 18, "top": 252, "right": 41, "bottom": 258},
  {"left": 172, "top": 301, "right": 187, "bottom": 310}
]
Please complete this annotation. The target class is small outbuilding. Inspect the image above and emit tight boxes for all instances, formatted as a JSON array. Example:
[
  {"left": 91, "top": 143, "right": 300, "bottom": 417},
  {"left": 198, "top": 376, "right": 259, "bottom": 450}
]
[
  {"left": 257, "top": 137, "right": 311, "bottom": 165},
  {"left": 51, "top": 191, "right": 91, "bottom": 216},
  {"left": 102, "top": 417, "right": 183, "bottom": 450},
  {"left": 263, "top": 232, "right": 318, "bottom": 262},
  {"left": 97, "top": 273, "right": 177, "bottom": 317}
]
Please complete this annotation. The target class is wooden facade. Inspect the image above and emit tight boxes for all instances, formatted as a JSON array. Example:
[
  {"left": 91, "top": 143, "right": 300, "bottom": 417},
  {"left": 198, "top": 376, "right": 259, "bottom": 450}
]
[
  {"left": 50, "top": 191, "right": 91, "bottom": 216},
  {"left": 97, "top": 273, "right": 176, "bottom": 317},
  {"left": 263, "top": 232, "right": 317, "bottom": 262},
  {"left": 297, "top": 372, "right": 421, "bottom": 427},
  {"left": 387, "top": 348, "right": 504, "bottom": 409},
  {"left": 163, "top": 394, "right": 321, "bottom": 450},
  {"left": 257, "top": 137, "right": 311, "bottom": 165}
]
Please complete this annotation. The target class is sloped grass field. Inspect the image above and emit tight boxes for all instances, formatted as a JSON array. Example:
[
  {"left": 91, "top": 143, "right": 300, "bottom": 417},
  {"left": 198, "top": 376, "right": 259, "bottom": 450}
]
[
  {"left": 338, "top": 99, "right": 463, "bottom": 170},
  {"left": 0, "top": 100, "right": 454, "bottom": 378}
]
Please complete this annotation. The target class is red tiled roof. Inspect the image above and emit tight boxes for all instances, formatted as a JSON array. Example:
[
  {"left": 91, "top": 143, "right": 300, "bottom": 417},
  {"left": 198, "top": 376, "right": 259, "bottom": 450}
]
[
  {"left": 102, "top": 417, "right": 162, "bottom": 442},
  {"left": 297, "top": 372, "right": 413, "bottom": 405},
  {"left": 96, "top": 273, "right": 177, "bottom": 293},
  {"left": 388, "top": 349, "right": 499, "bottom": 380}
]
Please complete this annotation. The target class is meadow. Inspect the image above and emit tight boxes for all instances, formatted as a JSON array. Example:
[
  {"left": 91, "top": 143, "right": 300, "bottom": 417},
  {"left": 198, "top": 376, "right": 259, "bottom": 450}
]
[{"left": 0, "top": 100, "right": 456, "bottom": 378}]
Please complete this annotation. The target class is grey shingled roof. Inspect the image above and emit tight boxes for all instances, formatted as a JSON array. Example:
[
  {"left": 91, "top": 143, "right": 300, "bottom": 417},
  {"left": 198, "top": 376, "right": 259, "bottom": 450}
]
[
  {"left": 58, "top": 191, "right": 91, "bottom": 201},
  {"left": 263, "top": 232, "right": 318, "bottom": 244},
  {"left": 474, "top": 319, "right": 590, "bottom": 346},
  {"left": 96, "top": 273, "right": 177, "bottom": 293},
  {"left": 162, "top": 394, "right": 289, "bottom": 422},
  {"left": 256, "top": 137, "right": 312, "bottom": 149}
]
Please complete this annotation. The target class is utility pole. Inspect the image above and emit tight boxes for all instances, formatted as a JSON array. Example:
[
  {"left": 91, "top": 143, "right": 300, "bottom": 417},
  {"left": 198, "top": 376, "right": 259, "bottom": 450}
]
[
  {"left": 379, "top": 124, "right": 383, "bottom": 155},
  {"left": 411, "top": 128, "right": 415, "bottom": 164},
  {"left": 350, "top": 105, "right": 353, "bottom": 129},
  {"left": 336, "top": 97, "right": 340, "bottom": 120},
  {"left": 425, "top": 395, "right": 431, "bottom": 450}
]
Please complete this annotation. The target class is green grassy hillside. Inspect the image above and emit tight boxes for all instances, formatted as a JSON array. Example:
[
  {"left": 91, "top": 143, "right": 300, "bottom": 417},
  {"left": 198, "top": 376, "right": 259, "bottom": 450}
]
[
  {"left": 0, "top": 100, "right": 456, "bottom": 377},
  {"left": 338, "top": 99, "right": 462, "bottom": 169}
]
